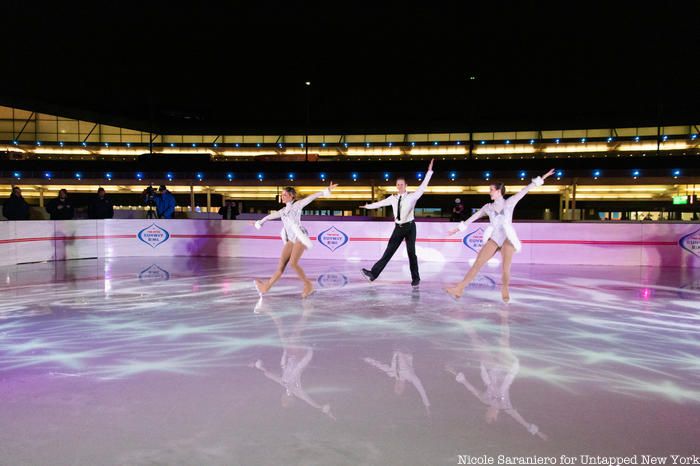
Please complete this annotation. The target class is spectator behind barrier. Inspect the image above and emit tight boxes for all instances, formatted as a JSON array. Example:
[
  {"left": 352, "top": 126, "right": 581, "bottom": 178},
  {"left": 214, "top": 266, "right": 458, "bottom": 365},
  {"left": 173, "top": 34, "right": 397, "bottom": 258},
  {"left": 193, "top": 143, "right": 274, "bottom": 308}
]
[
  {"left": 450, "top": 198, "right": 465, "bottom": 222},
  {"left": 88, "top": 187, "right": 115, "bottom": 219},
  {"left": 218, "top": 199, "right": 239, "bottom": 220},
  {"left": 3, "top": 186, "right": 30, "bottom": 220},
  {"left": 154, "top": 185, "right": 176, "bottom": 219},
  {"left": 46, "top": 189, "right": 74, "bottom": 220}
]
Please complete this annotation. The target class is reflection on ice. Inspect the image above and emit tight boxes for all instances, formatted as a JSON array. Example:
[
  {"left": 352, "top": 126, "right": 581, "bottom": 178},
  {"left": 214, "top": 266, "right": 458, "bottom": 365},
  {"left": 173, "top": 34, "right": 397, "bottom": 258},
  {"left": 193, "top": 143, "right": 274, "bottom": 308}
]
[{"left": 0, "top": 257, "right": 699, "bottom": 463}]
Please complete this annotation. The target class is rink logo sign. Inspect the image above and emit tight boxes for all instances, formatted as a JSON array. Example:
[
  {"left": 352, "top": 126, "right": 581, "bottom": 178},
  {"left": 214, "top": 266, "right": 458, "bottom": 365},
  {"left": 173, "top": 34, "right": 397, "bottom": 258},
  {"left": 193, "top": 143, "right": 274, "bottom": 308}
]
[
  {"left": 679, "top": 228, "right": 700, "bottom": 257},
  {"left": 463, "top": 228, "right": 485, "bottom": 252},
  {"left": 139, "top": 264, "right": 171, "bottom": 281},
  {"left": 317, "top": 272, "right": 349, "bottom": 289},
  {"left": 679, "top": 280, "right": 700, "bottom": 300},
  {"left": 471, "top": 275, "right": 496, "bottom": 289},
  {"left": 137, "top": 224, "right": 170, "bottom": 248},
  {"left": 317, "top": 226, "right": 349, "bottom": 252}
]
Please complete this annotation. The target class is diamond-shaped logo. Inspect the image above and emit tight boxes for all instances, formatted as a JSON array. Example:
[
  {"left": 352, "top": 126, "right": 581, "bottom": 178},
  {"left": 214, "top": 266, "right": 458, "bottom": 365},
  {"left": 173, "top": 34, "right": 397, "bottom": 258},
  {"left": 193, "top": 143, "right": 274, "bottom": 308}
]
[
  {"left": 137, "top": 224, "right": 170, "bottom": 248},
  {"left": 463, "top": 227, "right": 485, "bottom": 253},
  {"left": 138, "top": 264, "right": 171, "bottom": 281},
  {"left": 679, "top": 228, "right": 700, "bottom": 257},
  {"left": 317, "top": 226, "right": 349, "bottom": 252},
  {"left": 471, "top": 274, "right": 496, "bottom": 289},
  {"left": 317, "top": 272, "right": 349, "bottom": 288}
]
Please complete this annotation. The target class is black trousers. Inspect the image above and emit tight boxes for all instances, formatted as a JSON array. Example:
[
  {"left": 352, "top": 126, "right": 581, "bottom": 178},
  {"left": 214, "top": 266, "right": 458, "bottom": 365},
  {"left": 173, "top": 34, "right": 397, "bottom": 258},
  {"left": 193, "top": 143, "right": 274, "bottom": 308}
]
[{"left": 371, "top": 221, "right": 419, "bottom": 280}]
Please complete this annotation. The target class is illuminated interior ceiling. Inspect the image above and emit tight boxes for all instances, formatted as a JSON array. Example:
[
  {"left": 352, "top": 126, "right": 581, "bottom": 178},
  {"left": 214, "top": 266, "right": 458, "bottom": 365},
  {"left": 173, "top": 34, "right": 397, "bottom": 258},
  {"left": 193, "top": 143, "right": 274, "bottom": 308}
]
[
  {"left": 1, "top": 105, "right": 698, "bottom": 159},
  {"left": 1, "top": 183, "right": 695, "bottom": 201},
  {"left": 3, "top": 105, "right": 698, "bottom": 202}
]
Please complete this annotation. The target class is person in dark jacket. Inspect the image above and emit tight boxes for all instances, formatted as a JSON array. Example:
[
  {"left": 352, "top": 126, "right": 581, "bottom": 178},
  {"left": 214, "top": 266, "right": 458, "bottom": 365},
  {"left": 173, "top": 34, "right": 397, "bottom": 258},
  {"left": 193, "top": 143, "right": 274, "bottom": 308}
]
[
  {"left": 46, "top": 189, "right": 74, "bottom": 220},
  {"left": 450, "top": 198, "right": 465, "bottom": 222},
  {"left": 3, "top": 186, "right": 30, "bottom": 220},
  {"left": 218, "top": 199, "right": 239, "bottom": 220},
  {"left": 154, "top": 185, "right": 176, "bottom": 219},
  {"left": 88, "top": 187, "right": 114, "bottom": 219}
]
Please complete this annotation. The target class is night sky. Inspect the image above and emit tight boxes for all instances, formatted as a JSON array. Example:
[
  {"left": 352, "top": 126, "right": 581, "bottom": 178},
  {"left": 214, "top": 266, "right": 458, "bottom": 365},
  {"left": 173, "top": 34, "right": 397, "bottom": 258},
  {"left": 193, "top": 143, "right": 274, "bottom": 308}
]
[{"left": 3, "top": 1, "right": 698, "bottom": 134}]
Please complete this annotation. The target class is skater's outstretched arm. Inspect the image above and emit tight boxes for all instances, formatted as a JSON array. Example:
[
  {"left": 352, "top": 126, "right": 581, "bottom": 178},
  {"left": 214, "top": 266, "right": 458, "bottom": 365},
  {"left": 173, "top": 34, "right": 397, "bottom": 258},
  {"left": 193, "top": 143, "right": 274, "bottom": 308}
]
[
  {"left": 363, "top": 356, "right": 397, "bottom": 378},
  {"left": 361, "top": 196, "right": 394, "bottom": 210},
  {"left": 294, "top": 182, "right": 338, "bottom": 210},
  {"left": 446, "top": 366, "right": 482, "bottom": 399},
  {"left": 506, "top": 169, "right": 555, "bottom": 207},
  {"left": 252, "top": 360, "right": 284, "bottom": 385},
  {"left": 447, "top": 205, "right": 488, "bottom": 236},
  {"left": 253, "top": 209, "right": 283, "bottom": 229},
  {"left": 413, "top": 158, "right": 435, "bottom": 200},
  {"left": 505, "top": 408, "right": 548, "bottom": 440}
]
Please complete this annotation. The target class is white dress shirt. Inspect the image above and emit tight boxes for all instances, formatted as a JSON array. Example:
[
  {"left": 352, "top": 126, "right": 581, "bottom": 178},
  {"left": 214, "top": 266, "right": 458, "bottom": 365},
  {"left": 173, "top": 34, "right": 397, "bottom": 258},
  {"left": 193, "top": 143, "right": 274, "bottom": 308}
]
[{"left": 363, "top": 170, "right": 434, "bottom": 224}]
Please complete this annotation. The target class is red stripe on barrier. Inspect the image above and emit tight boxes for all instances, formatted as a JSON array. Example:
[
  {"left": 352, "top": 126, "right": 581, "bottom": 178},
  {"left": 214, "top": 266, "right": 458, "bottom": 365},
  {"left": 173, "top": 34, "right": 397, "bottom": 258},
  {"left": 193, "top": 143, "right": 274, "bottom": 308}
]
[
  {"left": 0, "top": 234, "right": 680, "bottom": 247},
  {"left": 351, "top": 237, "right": 460, "bottom": 242},
  {"left": 0, "top": 237, "right": 55, "bottom": 244},
  {"left": 170, "top": 234, "right": 285, "bottom": 240},
  {"left": 522, "top": 239, "right": 677, "bottom": 246},
  {"left": 0, "top": 235, "right": 135, "bottom": 244}
]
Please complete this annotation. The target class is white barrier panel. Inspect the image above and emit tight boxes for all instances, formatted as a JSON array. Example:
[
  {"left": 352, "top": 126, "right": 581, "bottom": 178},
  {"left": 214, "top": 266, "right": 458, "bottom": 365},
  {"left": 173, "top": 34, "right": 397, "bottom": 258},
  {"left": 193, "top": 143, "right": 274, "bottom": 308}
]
[
  {"left": 1, "top": 219, "right": 699, "bottom": 268},
  {"left": 54, "top": 220, "right": 99, "bottom": 261},
  {"left": 528, "top": 222, "right": 644, "bottom": 266},
  {"left": 13, "top": 221, "right": 55, "bottom": 264},
  {"left": 0, "top": 222, "right": 15, "bottom": 266}
]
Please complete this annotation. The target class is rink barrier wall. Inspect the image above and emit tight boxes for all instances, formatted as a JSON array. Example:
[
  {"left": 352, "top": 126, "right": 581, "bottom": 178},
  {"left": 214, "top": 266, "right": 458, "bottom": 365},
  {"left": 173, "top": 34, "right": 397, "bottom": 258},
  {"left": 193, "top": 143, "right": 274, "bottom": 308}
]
[{"left": 0, "top": 219, "right": 699, "bottom": 267}]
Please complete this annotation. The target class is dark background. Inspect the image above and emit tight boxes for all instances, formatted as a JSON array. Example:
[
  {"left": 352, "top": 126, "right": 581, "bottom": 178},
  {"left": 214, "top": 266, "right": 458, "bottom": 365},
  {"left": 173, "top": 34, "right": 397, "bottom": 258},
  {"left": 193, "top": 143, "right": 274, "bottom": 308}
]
[{"left": 2, "top": 1, "right": 698, "bottom": 134}]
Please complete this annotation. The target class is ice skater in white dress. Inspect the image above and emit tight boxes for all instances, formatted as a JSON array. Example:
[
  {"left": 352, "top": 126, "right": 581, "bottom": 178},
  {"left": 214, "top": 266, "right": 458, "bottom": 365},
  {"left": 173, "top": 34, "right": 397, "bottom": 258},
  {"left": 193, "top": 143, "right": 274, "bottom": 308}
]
[
  {"left": 446, "top": 169, "right": 554, "bottom": 302},
  {"left": 253, "top": 182, "right": 338, "bottom": 298}
]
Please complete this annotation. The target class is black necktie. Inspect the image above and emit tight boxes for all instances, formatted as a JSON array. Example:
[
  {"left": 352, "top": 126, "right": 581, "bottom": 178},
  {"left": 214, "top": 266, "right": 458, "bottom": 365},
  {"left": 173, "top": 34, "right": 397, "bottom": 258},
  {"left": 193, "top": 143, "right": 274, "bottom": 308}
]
[{"left": 397, "top": 195, "right": 402, "bottom": 222}]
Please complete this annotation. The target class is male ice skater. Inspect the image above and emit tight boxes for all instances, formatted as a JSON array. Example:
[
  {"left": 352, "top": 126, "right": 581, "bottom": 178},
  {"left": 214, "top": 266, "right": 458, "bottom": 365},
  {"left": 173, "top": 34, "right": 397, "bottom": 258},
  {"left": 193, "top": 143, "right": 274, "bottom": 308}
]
[{"left": 360, "top": 158, "right": 434, "bottom": 286}]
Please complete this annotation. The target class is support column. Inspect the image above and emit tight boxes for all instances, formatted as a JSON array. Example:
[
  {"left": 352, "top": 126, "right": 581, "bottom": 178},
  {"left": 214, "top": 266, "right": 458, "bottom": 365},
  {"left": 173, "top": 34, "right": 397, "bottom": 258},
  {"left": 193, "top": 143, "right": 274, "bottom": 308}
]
[
  {"left": 571, "top": 178, "right": 578, "bottom": 220},
  {"left": 206, "top": 189, "right": 212, "bottom": 218},
  {"left": 558, "top": 193, "right": 564, "bottom": 220},
  {"left": 190, "top": 185, "right": 195, "bottom": 213}
]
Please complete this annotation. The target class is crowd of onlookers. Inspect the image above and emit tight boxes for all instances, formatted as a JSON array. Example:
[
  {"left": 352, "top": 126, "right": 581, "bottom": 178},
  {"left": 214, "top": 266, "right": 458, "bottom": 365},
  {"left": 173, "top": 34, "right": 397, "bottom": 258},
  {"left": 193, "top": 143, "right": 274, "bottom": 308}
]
[
  {"left": 3, "top": 188, "right": 696, "bottom": 222},
  {"left": 3, "top": 186, "right": 114, "bottom": 220},
  {"left": 1, "top": 185, "right": 241, "bottom": 221}
]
